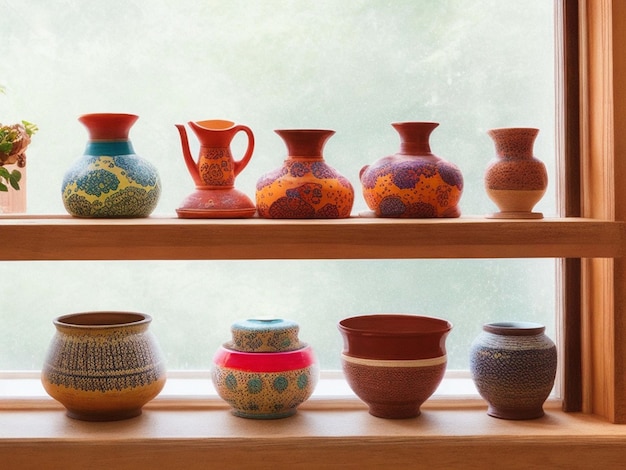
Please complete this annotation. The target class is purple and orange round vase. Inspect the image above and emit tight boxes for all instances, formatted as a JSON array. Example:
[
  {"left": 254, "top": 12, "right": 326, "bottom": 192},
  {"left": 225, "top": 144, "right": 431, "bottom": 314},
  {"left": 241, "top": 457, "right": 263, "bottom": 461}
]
[{"left": 360, "top": 122, "right": 464, "bottom": 218}]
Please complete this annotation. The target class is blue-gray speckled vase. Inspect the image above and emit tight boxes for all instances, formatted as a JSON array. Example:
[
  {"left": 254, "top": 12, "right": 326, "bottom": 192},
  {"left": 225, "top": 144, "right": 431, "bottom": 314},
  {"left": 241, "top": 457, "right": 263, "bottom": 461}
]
[{"left": 469, "top": 322, "right": 557, "bottom": 420}]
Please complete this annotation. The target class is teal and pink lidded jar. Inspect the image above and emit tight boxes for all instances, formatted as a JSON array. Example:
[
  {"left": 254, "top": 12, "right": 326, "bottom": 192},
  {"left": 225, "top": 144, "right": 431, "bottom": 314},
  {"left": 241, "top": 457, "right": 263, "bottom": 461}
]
[{"left": 211, "top": 319, "right": 318, "bottom": 419}]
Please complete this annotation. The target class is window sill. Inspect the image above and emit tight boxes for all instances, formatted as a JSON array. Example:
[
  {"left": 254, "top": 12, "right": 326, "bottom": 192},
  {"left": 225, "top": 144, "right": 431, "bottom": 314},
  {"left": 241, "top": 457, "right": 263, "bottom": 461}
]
[{"left": 2, "top": 398, "right": 625, "bottom": 469}]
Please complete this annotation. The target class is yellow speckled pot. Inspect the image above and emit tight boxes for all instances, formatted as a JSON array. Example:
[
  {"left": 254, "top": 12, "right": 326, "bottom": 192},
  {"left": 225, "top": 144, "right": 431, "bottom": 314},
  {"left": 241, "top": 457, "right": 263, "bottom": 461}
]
[
  {"left": 61, "top": 113, "right": 161, "bottom": 218},
  {"left": 212, "top": 319, "right": 319, "bottom": 419},
  {"left": 41, "top": 311, "right": 166, "bottom": 421}
]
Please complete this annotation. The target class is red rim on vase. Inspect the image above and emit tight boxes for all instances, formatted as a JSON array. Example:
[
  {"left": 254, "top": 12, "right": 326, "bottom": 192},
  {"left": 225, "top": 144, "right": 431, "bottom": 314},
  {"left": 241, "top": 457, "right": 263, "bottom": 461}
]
[
  {"left": 212, "top": 344, "right": 316, "bottom": 372},
  {"left": 78, "top": 113, "right": 138, "bottom": 140},
  {"left": 338, "top": 314, "right": 453, "bottom": 360}
]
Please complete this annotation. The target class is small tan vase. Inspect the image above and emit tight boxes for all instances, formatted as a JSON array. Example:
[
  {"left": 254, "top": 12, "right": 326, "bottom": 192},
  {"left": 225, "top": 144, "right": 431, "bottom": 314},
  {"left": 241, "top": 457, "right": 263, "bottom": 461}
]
[{"left": 484, "top": 127, "right": 548, "bottom": 219}]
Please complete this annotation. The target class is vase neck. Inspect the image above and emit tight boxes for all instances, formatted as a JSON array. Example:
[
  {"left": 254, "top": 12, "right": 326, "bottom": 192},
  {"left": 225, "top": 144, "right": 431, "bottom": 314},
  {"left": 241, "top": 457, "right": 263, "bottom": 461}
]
[
  {"left": 392, "top": 122, "right": 438, "bottom": 156},
  {"left": 483, "top": 321, "right": 545, "bottom": 336},
  {"left": 275, "top": 129, "right": 335, "bottom": 158},
  {"left": 488, "top": 128, "right": 539, "bottom": 159},
  {"left": 84, "top": 140, "right": 135, "bottom": 156},
  {"left": 79, "top": 113, "right": 139, "bottom": 140}
]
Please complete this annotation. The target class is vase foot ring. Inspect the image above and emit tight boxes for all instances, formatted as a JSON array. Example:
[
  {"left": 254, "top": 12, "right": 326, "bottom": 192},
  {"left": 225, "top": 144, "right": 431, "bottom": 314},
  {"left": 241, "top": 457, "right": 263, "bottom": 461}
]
[
  {"left": 231, "top": 409, "right": 297, "bottom": 420},
  {"left": 486, "top": 211, "right": 543, "bottom": 220},
  {"left": 65, "top": 408, "right": 143, "bottom": 422},
  {"left": 487, "top": 406, "right": 545, "bottom": 420},
  {"left": 368, "top": 404, "right": 422, "bottom": 419},
  {"left": 176, "top": 207, "right": 256, "bottom": 219}
]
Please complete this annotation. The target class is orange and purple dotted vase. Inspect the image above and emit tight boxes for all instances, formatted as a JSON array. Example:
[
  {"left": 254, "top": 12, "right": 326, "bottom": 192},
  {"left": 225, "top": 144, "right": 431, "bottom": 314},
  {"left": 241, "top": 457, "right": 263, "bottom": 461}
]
[
  {"left": 360, "top": 122, "right": 463, "bottom": 218},
  {"left": 255, "top": 129, "right": 354, "bottom": 218}
]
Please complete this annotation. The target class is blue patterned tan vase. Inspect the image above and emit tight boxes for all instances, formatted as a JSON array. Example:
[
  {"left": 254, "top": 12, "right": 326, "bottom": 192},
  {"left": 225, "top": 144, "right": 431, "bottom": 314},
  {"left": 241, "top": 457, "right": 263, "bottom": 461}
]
[
  {"left": 469, "top": 321, "right": 557, "bottom": 420},
  {"left": 41, "top": 311, "right": 167, "bottom": 421},
  {"left": 61, "top": 113, "right": 161, "bottom": 217},
  {"left": 212, "top": 318, "right": 319, "bottom": 419}
]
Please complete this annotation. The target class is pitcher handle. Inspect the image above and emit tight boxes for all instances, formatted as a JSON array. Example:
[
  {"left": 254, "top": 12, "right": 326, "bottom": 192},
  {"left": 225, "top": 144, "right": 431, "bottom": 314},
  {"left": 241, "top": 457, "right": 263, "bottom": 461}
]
[
  {"left": 175, "top": 124, "right": 202, "bottom": 186},
  {"left": 232, "top": 125, "right": 255, "bottom": 176}
]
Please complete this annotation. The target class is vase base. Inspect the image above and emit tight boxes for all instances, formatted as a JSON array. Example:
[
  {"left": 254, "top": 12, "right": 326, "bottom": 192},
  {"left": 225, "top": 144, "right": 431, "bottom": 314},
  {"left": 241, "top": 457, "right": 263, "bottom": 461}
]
[
  {"left": 486, "top": 211, "right": 544, "bottom": 219},
  {"left": 177, "top": 187, "right": 256, "bottom": 219},
  {"left": 487, "top": 405, "right": 545, "bottom": 420},
  {"left": 231, "top": 408, "right": 297, "bottom": 420},
  {"left": 65, "top": 407, "right": 143, "bottom": 422},
  {"left": 367, "top": 403, "right": 422, "bottom": 419},
  {"left": 177, "top": 207, "right": 257, "bottom": 218}
]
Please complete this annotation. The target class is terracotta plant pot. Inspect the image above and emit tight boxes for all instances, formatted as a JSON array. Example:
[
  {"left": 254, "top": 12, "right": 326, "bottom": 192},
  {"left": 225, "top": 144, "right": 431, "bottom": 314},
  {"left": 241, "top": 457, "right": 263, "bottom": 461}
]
[
  {"left": 469, "top": 321, "right": 557, "bottom": 420},
  {"left": 212, "top": 319, "right": 319, "bottom": 419},
  {"left": 41, "top": 311, "right": 167, "bottom": 421},
  {"left": 338, "top": 314, "right": 452, "bottom": 419}
]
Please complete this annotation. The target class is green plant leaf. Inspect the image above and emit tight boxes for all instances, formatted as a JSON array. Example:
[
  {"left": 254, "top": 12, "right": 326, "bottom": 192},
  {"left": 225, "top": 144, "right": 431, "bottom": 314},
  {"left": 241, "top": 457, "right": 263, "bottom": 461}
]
[
  {"left": 0, "top": 167, "right": 10, "bottom": 179},
  {"left": 22, "top": 121, "right": 38, "bottom": 136},
  {"left": 0, "top": 142, "right": 12, "bottom": 154},
  {"left": 8, "top": 170, "right": 21, "bottom": 190},
  {"left": 0, "top": 181, "right": 8, "bottom": 192},
  {"left": 10, "top": 169, "right": 21, "bottom": 180}
]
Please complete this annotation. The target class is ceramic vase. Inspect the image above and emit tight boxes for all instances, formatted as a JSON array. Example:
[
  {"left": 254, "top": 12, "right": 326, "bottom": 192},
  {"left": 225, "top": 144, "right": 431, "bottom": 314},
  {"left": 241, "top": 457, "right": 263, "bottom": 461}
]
[
  {"left": 175, "top": 119, "right": 256, "bottom": 218},
  {"left": 338, "top": 314, "right": 452, "bottom": 419},
  {"left": 41, "top": 311, "right": 167, "bottom": 421},
  {"left": 61, "top": 113, "right": 161, "bottom": 217},
  {"left": 255, "top": 129, "right": 354, "bottom": 218},
  {"left": 360, "top": 122, "right": 464, "bottom": 218},
  {"left": 469, "top": 322, "right": 557, "bottom": 420},
  {"left": 212, "top": 318, "right": 319, "bottom": 419},
  {"left": 484, "top": 127, "right": 548, "bottom": 219}
]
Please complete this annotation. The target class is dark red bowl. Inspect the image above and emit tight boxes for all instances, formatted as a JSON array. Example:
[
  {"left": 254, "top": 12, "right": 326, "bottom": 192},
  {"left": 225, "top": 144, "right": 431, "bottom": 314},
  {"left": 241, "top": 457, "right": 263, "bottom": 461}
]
[{"left": 338, "top": 314, "right": 452, "bottom": 360}]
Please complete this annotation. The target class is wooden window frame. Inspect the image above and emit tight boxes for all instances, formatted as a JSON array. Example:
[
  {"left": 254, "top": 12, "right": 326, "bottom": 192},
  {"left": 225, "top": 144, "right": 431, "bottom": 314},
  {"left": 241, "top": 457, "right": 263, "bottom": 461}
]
[
  {"left": 2, "top": 1, "right": 626, "bottom": 467},
  {"left": 578, "top": 0, "right": 626, "bottom": 423}
]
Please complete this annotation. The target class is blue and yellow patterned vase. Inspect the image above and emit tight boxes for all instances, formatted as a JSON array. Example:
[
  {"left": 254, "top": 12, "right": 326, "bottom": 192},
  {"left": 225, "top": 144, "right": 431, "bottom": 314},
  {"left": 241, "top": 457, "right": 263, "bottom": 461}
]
[
  {"left": 212, "top": 318, "right": 319, "bottom": 419},
  {"left": 62, "top": 113, "right": 161, "bottom": 217}
]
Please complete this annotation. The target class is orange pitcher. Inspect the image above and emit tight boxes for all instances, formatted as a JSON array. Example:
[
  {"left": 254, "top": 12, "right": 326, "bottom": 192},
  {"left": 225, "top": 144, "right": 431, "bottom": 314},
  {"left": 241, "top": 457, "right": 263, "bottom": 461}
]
[{"left": 175, "top": 119, "right": 256, "bottom": 218}]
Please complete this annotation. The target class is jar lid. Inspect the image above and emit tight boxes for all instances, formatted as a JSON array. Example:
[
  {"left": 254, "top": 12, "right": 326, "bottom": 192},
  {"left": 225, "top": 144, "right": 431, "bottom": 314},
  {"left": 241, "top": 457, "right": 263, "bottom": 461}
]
[{"left": 229, "top": 318, "right": 303, "bottom": 352}]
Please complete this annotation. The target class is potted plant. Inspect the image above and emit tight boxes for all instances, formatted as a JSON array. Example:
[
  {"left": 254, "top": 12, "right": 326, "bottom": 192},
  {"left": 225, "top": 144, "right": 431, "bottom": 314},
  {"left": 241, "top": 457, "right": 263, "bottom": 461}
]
[{"left": 0, "top": 85, "right": 37, "bottom": 193}]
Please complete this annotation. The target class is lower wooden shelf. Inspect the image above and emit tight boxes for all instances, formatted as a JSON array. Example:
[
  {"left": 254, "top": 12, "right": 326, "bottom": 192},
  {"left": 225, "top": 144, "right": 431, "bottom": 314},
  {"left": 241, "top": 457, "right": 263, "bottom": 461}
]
[{"left": 2, "top": 400, "right": 625, "bottom": 469}]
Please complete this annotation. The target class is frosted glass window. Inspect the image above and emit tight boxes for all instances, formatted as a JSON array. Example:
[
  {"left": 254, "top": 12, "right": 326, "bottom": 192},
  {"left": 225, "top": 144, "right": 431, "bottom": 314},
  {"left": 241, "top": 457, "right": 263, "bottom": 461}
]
[{"left": 0, "top": 1, "right": 556, "bottom": 373}]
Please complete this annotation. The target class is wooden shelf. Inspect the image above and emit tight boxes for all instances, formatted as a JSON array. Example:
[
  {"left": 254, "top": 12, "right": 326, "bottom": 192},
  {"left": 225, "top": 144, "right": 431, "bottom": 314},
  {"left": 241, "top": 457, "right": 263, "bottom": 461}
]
[
  {"left": 2, "top": 400, "right": 625, "bottom": 469},
  {"left": 2, "top": 215, "right": 623, "bottom": 261}
]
